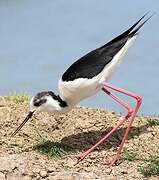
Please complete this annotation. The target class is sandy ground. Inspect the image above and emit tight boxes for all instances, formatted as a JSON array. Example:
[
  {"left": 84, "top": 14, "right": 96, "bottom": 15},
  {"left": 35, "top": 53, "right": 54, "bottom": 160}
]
[{"left": 0, "top": 96, "right": 159, "bottom": 180}]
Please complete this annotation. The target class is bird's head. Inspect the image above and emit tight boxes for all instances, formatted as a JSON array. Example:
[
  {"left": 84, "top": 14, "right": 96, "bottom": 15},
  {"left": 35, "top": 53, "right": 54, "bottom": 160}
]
[
  {"left": 30, "top": 91, "right": 66, "bottom": 113},
  {"left": 12, "top": 91, "right": 68, "bottom": 136}
]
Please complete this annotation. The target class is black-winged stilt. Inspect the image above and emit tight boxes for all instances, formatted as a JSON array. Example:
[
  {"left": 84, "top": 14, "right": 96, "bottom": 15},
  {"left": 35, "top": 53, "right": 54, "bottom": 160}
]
[{"left": 12, "top": 13, "right": 152, "bottom": 166}]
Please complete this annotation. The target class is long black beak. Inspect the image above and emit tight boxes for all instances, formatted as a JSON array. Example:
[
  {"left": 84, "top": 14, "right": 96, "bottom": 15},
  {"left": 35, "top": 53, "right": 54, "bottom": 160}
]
[{"left": 11, "top": 111, "right": 34, "bottom": 136}]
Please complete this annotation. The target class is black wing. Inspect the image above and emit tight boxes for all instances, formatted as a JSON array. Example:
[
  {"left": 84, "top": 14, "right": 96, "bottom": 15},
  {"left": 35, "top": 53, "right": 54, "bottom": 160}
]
[{"left": 62, "top": 13, "right": 152, "bottom": 82}]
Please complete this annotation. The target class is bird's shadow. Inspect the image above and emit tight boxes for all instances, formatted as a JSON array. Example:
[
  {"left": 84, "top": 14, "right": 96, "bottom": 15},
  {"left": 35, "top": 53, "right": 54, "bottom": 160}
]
[
  {"left": 34, "top": 123, "right": 152, "bottom": 154},
  {"left": 61, "top": 124, "right": 150, "bottom": 151}
]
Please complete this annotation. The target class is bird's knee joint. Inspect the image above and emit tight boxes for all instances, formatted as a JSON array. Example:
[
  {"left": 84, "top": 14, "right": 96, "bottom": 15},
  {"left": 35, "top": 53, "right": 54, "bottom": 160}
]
[
  {"left": 126, "top": 108, "right": 133, "bottom": 119},
  {"left": 128, "top": 108, "right": 133, "bottom": 115},
  {"left": 136, "top": 95, "right": 142, "bottom": 105}
]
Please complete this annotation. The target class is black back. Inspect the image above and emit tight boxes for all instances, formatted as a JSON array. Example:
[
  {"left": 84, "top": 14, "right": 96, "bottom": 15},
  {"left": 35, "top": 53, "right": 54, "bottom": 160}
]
[
  {"left": 62, "top": 14, "right": 151, "bottom": 82},
  {"left": 62, "top": 37, "right": 129, "bottom": 82}
]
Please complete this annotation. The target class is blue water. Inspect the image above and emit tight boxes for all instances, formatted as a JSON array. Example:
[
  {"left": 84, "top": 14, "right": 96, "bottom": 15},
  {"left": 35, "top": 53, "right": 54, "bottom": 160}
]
[{"left": 0, "top": 0, "right": 159, "bottom": 115}]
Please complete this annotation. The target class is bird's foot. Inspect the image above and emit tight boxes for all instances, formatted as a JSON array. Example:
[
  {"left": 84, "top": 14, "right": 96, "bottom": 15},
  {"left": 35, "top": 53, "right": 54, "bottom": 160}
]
[
  {"left": 106, "top": 155, "right": 120, "bottom": 167},
  {"left": 74, "top": 152, "right": 88, "bottom": 165}
]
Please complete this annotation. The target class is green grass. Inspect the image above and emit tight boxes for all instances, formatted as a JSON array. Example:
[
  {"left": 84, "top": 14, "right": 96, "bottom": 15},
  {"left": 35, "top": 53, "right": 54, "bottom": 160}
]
[
  {"left": 139, "top": 155, "right": 159, "bottom": 177},
  {"left": 120, "top": 150, "right": 159, "bottom": 177},
  {"left": 147, "top": 118, "right": 159, "bottom": 126},
  {"left": 5, "top": 93, "right": 29, "bottom": 104},
  {"left": 34, "top": 140, "right": 75, "bottom": 159},
  {"left": 120, "top": 149, "right": 139, "bottom": 162}
]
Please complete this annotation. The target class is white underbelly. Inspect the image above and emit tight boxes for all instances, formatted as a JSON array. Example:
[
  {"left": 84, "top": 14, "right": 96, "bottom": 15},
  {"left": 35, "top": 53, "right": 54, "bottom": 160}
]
[{"left": 58, "top": 76, "right": 102, "bottom": 106}]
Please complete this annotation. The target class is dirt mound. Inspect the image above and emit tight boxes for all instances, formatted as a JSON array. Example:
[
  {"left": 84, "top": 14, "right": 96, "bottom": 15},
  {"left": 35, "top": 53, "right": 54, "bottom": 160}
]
[{"left": 0, "top": 96, "right": 159, "bottom": 179}]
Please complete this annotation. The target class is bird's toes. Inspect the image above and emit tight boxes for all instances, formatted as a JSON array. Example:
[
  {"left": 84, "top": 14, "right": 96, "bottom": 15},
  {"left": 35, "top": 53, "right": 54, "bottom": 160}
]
[{"left": 106, "top": 156, "right": 120, "bottom": 167}]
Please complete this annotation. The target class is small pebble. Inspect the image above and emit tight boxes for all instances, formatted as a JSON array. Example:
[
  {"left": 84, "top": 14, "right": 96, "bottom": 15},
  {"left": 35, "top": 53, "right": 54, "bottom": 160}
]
[
  {"left": 22, "top": 176, "right": 32, "bottom": 180},
  {"left": 47, "top": 166, "right": 55, "bottom": 173},
  {"left": 40, "top": 170, "right": 47, "bottom": 178},
  {"left": 121, "top": 167, "right": 128, "bottom": 174},
  {"left": 36, "top": 175, "right": 41, "bottom": 180},
  {"left": 0, "top": 172, "right": 5, "bottom": 180},
  {"left": 104, "top": 168, "right": 112, "bottom": 174},
  {"left": 27, "top": 171, "right": 35, "bottom": 178},
  {"left": 20, "top": 168, "right": 28, "bottom": 176},
  {"left": 32, "top": 168, "right": 40, "bottom": 174}
]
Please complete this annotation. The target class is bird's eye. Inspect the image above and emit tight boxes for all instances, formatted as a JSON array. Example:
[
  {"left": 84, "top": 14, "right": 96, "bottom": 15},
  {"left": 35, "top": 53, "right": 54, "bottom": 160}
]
[{"left": 33, "top": 98, "right": 47, "bottom": 107}]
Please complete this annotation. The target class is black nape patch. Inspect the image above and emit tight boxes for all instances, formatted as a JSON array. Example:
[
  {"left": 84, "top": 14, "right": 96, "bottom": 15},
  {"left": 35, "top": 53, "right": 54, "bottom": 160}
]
[
  {"left": 56, "top": 95, "right": 68, "bottom": 107},
  {"left": 48, "top": 91, "right": 68, "bottom": 107},
  {"left": 33, "top": 91, "right": 68, "bottom": 108}
]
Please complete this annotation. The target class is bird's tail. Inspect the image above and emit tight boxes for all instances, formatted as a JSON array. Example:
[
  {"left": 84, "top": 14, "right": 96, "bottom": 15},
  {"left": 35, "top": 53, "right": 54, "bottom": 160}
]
[
  {"left": 102, "top": 12, "right": 154, "bottom": 48},
  {"left": 129, "top": 12, "right": 154, "bottom": 36}
]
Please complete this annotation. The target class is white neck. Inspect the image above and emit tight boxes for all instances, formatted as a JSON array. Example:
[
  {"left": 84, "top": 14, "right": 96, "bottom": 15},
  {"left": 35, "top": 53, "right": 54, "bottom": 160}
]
[{"left": 44, "top": 95, "right": 72, "bottom": 114}]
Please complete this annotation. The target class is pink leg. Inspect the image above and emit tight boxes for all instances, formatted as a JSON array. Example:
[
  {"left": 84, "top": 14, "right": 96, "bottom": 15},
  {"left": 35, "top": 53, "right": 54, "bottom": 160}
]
[
  {"left": 76, "top": 84, "right": 138, "bottom": 165},
  {"left": 102, "top": 88, "right": 133, "bottom": 119},
  {"left": 103, "top": 82, "right": 142, "bottom": 166}
]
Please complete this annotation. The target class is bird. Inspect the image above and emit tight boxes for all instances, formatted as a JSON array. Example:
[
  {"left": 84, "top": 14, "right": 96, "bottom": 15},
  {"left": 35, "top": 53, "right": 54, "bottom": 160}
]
[{"left": 12, "top": 13, "right": 152, "bottom": 166}]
